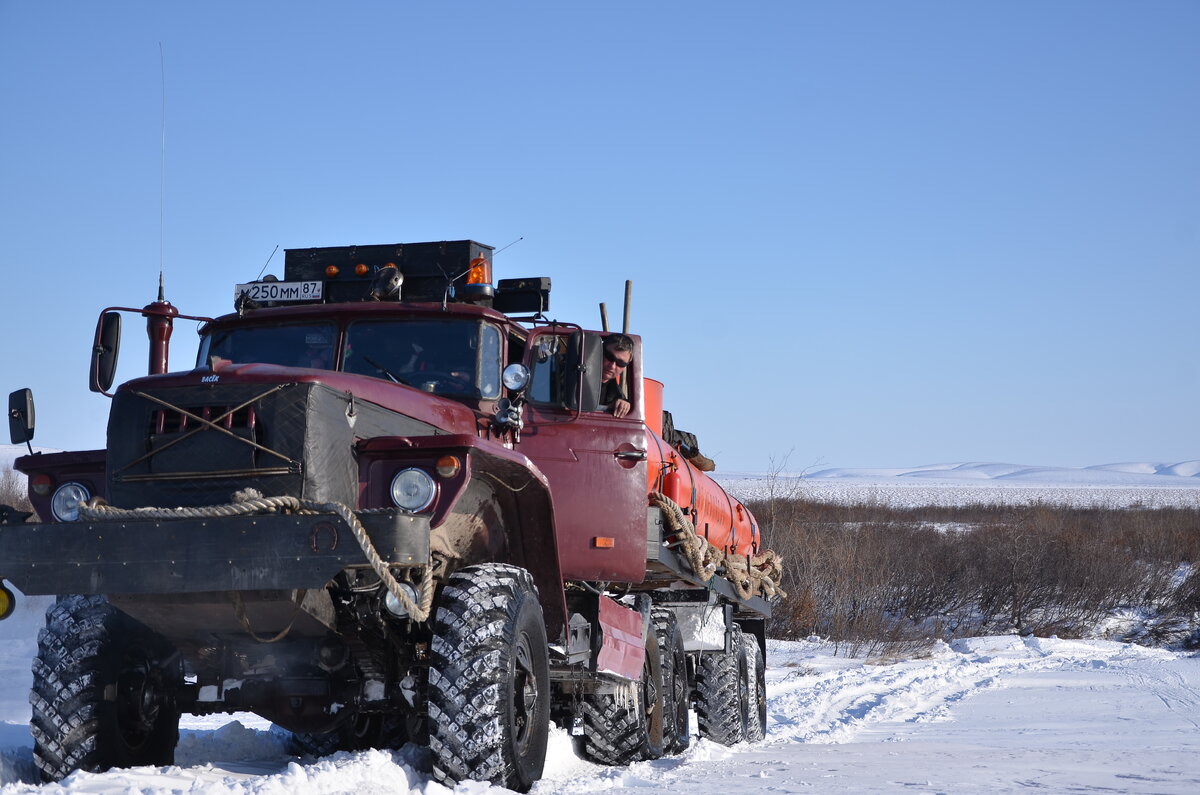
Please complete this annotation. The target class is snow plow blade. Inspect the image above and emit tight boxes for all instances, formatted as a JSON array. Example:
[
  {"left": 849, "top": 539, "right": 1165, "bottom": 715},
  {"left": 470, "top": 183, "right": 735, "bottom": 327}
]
[{"left": 0, "top": 511, "right": 429, "bottom": 596}]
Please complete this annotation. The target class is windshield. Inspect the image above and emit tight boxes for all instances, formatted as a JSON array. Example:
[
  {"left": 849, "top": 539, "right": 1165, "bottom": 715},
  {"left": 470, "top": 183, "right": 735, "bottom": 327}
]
[
  {"left": 197, "top": 319, "right": 501, "bottom": 399},
  {"left": 343, "top": 320, "right": 501, "bottom": 399},
  {"left": 198, "top": 323, "right": 337, "bottom": 370}
]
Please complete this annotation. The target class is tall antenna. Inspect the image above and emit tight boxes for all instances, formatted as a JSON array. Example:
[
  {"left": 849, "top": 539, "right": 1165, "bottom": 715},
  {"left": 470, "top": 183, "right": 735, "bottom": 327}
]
[
  {"left": 159, "top": 42, "right": 167, "bottom": 289},
  {"left": 495, "top": 236, "right": 524, "bottom": 255}
]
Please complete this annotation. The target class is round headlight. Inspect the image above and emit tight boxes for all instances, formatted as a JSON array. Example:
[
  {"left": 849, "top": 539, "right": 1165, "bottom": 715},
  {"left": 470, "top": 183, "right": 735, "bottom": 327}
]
[
  {"left": 50, "top": 482, "right": 91, "bottom": 522},
  {"left": 389, "top": 468, "right": 436, "bottom": 513}
]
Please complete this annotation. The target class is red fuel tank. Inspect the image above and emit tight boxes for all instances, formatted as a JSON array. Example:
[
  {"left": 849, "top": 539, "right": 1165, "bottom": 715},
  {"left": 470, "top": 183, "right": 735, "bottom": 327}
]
[{"left": 645, "top": 428, "right": 760, "bottom": 557}]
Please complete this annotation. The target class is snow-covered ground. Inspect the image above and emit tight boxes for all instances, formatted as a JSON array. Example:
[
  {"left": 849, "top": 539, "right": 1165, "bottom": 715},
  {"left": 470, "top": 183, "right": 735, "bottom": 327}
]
[
  {"left": 1, "top": 592, "right": 1198, "bottom": 794},
  {"left": 716, "top": 460, "right": 1200, "bottom": 508},
  {"left": 4, "top": 449, "right": 1199, "bottom": 792}
]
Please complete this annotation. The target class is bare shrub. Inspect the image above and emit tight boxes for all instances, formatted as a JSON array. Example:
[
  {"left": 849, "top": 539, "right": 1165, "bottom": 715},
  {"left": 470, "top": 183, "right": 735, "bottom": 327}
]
[
  {"left": 751, "top": 495, "right": 1200, "bottom": 651},
  {"left": 0, "top": 465, "right": 33, "bottom": 516}
]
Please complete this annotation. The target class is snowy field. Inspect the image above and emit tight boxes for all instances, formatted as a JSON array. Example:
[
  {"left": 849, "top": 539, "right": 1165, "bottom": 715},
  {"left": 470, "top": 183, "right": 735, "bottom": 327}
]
[
  {"left": 716, "top": 460, "right": 1200, "bottom": 508},
  {"left": 3, "top": 450, "right": 1199, "bottom": 792},
  {"left": 1, "top": 592, "right": 1199, "bottom": 794}
]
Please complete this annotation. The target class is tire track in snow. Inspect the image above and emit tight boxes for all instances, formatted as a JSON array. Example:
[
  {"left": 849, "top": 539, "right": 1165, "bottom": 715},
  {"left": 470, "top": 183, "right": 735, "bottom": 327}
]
[{"left": 763, "top": 635, "right": 1166, "bottom": 746}]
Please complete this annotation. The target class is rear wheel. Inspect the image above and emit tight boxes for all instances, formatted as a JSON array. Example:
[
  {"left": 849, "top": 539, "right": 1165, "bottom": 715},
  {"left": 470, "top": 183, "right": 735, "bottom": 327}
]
[
  {"left": 737, "top": 628, "right": 766, "bottom": 742},
  {"left": 576, "top": 612, "right": 666, "bottom": 764},
  {"left": 693, "top": 623, "right": 744, "bottom": 746},
  {"left": 428, "top": 564, "right": 550, "bottom": 793},
  {"left": 31, "top": 595, "right": 181, "bottom": 782},
  {"left": 652, "top": 607, "right": 690, "bottom": 754}
]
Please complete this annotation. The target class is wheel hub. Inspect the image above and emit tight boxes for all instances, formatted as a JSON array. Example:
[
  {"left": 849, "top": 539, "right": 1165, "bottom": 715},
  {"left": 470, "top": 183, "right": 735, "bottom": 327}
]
[{"left": 513, "top": 633, "right": 539, "bottom": 751}]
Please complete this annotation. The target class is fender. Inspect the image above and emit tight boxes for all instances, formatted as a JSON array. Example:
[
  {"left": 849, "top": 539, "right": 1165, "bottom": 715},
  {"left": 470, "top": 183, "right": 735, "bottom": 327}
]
[
  {"left": 14, "top": 449, "right": 107, "bottom": 521},
  {"left": 357, "top": 434, "right": 567, "bottom": 639}
]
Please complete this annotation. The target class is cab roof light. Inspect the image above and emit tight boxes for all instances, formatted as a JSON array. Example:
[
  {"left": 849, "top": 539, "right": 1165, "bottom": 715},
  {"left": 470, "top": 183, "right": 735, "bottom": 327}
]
[
  {"left": 355, "top": 263, "right": 371, "bottom": 276},
  {"left": 325, "top": 265, "right": 340, "bottom": 278},
  {"left": 465, "top": 256, "right": 491, "bottom": 285}
]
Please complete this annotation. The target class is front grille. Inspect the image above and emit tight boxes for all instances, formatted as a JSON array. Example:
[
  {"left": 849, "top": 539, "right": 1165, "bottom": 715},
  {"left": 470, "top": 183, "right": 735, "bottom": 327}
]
[
  {"left": 151, "top": 405, "right": 259, "bottom": 436},
  {"left": 106, "top": 381, "right": 441, "bottom": 509}
]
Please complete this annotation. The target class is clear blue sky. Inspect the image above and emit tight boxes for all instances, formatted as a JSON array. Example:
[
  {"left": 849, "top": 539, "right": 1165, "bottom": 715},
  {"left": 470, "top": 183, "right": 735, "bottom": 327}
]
[{"left": 1, "top": 1, "right": 1196, "bottom": 472}]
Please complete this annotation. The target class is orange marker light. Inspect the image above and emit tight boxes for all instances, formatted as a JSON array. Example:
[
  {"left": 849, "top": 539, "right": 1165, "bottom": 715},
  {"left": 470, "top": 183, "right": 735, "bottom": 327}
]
[
  {"left": 435, "top": 455, "right": 461, "bottom": 478},
  {"left": 355, "top": 263, "right": 370, "bottom": 276},
  {"left": 325, "top": 265, "right": 340, "bottom": 278},
  {"left": 592, "top": 537, "right": 615, "bottom": 549},
  {"left": 0, "top": 585, "right": 12, "bottom": 621},
  {"left": 465, "top": 256, "right": 491, "bottom": 285}
]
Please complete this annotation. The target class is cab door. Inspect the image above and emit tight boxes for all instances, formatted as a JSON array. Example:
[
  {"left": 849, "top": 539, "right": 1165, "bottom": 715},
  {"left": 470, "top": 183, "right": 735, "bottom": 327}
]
[{"left": 517, "top": 329, "right": 648, "bottom": 582}]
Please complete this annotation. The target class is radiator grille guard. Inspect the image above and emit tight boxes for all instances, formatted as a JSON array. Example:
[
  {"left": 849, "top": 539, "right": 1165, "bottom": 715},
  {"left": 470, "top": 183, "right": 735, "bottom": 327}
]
[{"left": 106, "top": 381, "right": 440, "bottom": 508}]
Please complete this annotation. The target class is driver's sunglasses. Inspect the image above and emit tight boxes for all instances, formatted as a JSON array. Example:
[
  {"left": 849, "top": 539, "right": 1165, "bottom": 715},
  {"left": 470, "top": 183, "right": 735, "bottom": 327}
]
[{"left": 604, "top": 348, "right": 630, "bottom": 368}]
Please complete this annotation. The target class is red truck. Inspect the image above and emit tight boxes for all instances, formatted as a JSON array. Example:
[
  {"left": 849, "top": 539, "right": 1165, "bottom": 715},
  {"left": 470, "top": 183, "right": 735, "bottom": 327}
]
[{"left": 0, "top": 240, "right": 781, "bottom": 791}]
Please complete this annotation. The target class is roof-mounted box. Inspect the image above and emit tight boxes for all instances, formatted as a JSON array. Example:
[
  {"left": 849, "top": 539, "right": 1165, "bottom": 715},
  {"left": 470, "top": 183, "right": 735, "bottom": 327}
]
[{"left": 284, "top": 240, "right": 493, "bottom": 304}]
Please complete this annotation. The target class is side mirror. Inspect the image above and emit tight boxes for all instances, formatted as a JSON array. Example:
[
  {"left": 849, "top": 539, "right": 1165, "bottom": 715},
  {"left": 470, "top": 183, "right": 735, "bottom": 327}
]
[
  {"left": 8, "top": 388, "right": 35, "bottom": 445},
  {"left": 89, "top": 312, "right": 122, "bottom": 393}
]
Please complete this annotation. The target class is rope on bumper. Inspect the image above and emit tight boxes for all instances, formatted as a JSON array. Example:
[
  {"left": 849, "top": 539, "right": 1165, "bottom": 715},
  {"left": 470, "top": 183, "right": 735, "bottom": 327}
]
[{"left": 80, "top": 489, "right": 436, "bottom": 624}]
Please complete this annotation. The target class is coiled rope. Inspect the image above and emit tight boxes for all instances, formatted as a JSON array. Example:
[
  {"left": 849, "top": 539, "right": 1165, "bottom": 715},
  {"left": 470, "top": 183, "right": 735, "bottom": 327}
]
[
  {"left": 649, "top": 492, "right": 786, "bottom": 601},
  {"left": 79, "top": 489, "right": 436, "bottom": 624}
]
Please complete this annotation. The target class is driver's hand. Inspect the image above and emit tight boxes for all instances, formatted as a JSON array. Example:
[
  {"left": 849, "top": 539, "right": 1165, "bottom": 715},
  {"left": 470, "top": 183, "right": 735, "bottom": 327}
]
[{"left": 611, "top": 398, "right": 631, "bottom": 418}]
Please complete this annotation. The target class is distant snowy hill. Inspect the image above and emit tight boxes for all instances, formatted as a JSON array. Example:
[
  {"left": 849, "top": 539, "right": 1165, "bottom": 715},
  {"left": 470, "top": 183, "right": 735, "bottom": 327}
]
[
  {"left": 5, "top": 444, "right": 1198, "bottom": 509},
  {"left": 714, "top": 461, "right": 1200, "bottom": 508},
  {"left": 799, "top": 460, "right": 1200, "bottom": 486}
]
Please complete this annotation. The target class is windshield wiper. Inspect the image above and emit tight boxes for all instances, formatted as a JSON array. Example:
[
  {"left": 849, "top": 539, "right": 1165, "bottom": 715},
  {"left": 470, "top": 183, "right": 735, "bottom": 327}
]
[{"left": 362, "top": 354, "right": 405, "bottom": 385}]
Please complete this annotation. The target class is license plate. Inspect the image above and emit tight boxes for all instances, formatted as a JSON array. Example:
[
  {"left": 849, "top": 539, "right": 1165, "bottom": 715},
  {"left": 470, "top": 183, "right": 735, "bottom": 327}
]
[{"left": 234, "top": 281, "right": 324, "bottom": 302}]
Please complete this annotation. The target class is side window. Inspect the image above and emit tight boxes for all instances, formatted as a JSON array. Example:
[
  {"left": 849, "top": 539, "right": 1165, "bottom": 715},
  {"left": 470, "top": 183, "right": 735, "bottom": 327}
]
[
  {"left": 478, "top": 324, "right": 501, "bottom": 399},
  {"left": 593, "top": 332, "right": 634, "bottom": 414},
  {"left": 528, "top": 331, "right": 607, "bottom": 412}
]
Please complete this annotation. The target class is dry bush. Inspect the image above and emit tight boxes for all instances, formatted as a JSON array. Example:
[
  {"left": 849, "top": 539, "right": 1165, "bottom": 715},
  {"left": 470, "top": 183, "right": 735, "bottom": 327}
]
[
  {"left": 751, "top": 495, "right": 1200, "bottom": 650},
  {"left": 0, "top": 465, "right": 33, "bottom": 516}
]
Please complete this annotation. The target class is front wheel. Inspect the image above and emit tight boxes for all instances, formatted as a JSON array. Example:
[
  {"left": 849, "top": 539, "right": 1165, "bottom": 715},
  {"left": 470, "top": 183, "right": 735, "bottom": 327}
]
[
  {"left": 428, "top": 564, "right": 550, "bottom": 793},
  {"left": 30, "top": 595, "right": 181, "bottom": 782}
]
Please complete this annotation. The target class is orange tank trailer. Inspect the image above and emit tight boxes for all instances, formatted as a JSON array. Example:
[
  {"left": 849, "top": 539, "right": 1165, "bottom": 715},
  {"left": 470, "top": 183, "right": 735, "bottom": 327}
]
[{"left": 642, "top": 379, "right": 760, "bottom": 557}]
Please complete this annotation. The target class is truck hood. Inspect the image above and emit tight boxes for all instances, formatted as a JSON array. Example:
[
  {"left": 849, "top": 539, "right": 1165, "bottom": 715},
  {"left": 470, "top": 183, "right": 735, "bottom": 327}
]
[{"left": 119, "top": 362, "right": 480, "bottom": 435}]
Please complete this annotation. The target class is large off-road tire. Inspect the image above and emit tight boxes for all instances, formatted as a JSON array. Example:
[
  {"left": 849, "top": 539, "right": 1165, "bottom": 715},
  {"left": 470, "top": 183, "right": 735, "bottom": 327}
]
[
  {"left": 575, "top": 612, "right": 666, "bottom": 765},
  {"left": 652, "top": 607, "right": 690, "bottom": 754},
  {"left": 693, "top": 623, "right": 745, "bottom": 746},
  {"left": 30, "top": 595, "right": 181, "bottom": 782},
  {"left": 737, "top": 628, "right": 766, "bottom": 742},
  {"left": 428, "top": 564, "right": 550, "bottom": 793}
]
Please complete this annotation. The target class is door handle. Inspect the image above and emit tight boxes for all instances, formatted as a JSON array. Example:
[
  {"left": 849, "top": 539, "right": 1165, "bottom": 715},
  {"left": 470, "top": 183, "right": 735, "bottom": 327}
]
[{"left": 614, "top": 449, "right": 647, "bottom": 461}]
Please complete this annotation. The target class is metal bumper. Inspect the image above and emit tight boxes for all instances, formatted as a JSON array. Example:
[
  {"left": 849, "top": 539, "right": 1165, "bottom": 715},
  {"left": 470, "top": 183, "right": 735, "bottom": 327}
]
[{"left": 0, "top": 511, "right": 430, "bottom": 596}]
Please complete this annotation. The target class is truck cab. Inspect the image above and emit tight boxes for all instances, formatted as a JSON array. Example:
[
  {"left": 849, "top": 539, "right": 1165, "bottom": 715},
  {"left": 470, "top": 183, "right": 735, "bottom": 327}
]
[{"left": 1, "top": 240, "right": 777, "bottom": 792}]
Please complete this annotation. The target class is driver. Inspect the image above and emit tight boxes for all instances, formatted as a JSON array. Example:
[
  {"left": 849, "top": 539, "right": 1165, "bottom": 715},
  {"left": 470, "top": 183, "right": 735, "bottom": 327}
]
[{"left": 600, "top": 334, "right": 633, "bottom": 418}]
